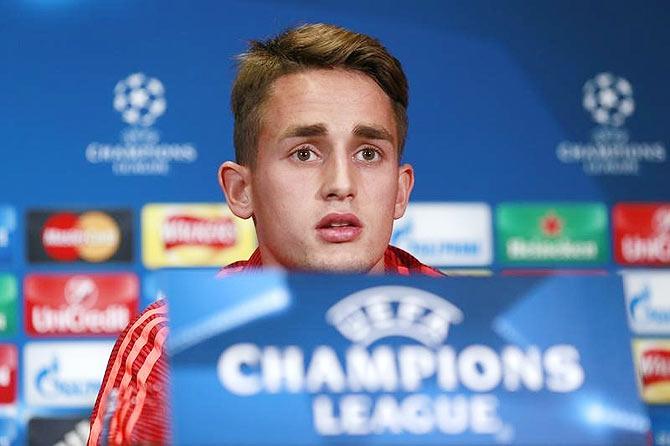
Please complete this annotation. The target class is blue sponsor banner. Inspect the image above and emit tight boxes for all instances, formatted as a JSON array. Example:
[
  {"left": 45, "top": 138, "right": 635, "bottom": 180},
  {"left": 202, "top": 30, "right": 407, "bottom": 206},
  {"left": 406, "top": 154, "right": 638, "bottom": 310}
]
[
  {"left": 0, "top": 207, "right": 16, "bottom": 264},
  {"left": 166, "top": 272, "right": 648, "bottom": 445}
]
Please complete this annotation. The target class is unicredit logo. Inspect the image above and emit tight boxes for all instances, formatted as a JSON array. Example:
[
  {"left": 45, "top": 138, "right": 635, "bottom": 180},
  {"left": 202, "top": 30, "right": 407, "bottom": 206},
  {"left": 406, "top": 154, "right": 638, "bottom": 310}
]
[
  {"left": 25, "top": 274, "right": 137, "bottom": 337},
  {"left": 41, "top": 212, "right": 120, "bottom": 262},
  {"left": 640, "top": 349, "right": 670, "bottom": 386},
  {"left": 162, "top": 215, "right": 236, "bottom": 250},
  {"left": 31, "top": 303, "right": 129, "bottom": 336},
  {"left": 619, "top": 206, "right": 670, "bottom": 264},
  {"left": 64, "top": 276, "right": 98, "bottom": 308}
]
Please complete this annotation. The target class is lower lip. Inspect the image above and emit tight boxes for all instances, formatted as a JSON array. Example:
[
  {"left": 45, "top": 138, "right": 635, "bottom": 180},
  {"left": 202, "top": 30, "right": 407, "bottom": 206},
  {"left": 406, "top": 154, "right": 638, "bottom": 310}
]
[{"left": 316, "top": 226, "right": 362, "bottom": 243}]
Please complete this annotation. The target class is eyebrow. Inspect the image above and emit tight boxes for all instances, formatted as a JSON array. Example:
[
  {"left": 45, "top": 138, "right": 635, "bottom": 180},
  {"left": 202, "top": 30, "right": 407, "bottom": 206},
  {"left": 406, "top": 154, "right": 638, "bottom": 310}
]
[
  {"left": 280, "top": 124, "right": 328, "bottom": 139},
  {"left": 353, "top": 124, "right": 394, "bottom": 143},
  {"left": 280, "top": 123, "right": 394, "bottom": 143}
]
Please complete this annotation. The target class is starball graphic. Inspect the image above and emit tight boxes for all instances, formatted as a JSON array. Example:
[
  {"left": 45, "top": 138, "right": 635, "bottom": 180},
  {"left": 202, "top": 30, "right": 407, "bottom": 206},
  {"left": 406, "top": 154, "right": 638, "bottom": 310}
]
[
  {"left": 86, "top": 72, "right": 198, "bottom": 176},
  {"left": 556, "top": 72, "right": 666, "bottom": 176}
]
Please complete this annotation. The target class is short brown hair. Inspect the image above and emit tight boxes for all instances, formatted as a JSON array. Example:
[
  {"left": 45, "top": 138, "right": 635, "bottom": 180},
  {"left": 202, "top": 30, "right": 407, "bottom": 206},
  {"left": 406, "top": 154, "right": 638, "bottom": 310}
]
[{"left": 231, "top": 23, "right": 409, "bottom": 166}]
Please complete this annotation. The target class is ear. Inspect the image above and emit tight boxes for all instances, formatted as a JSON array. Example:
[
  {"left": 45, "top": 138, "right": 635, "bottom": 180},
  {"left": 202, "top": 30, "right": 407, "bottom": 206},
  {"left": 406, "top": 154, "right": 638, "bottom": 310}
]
[
  {"left": 219, "top": 161, "right": 254, "bottom": 219},
  {"left": 393, "top": 163, "right": 414, "bottom": 219}
]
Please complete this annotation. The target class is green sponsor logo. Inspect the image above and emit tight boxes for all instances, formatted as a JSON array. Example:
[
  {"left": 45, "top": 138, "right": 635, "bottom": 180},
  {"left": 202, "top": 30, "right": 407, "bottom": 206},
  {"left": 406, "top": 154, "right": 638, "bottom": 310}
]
[
  {"left": 496, "top": 203, "right": 608, "bottom": 264},
  {"left": 0, "top": 274, "right": 17, "bottom": 335}
]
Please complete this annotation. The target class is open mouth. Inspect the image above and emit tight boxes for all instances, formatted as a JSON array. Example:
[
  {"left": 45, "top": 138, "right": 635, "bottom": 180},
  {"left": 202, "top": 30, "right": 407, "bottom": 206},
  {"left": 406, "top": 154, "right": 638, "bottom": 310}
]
[{"left": 315, "top": 213, "right": 363, "bottom": 243}]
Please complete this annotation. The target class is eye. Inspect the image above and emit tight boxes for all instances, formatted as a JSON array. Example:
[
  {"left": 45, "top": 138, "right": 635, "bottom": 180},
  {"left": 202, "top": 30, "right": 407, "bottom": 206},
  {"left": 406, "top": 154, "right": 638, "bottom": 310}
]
[
  {"left": 355, "top": 147, "right": 381, "bottom": 162},
  {"left": 291, "top": 147, "right": 318, "bottom": 162}
]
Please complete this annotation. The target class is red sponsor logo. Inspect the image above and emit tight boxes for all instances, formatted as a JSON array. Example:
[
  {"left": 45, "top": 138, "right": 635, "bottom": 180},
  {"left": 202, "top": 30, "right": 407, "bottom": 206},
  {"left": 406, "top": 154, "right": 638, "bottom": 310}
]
[
  {"left": 540, "top": 213, "right": 563, "bottom": 237},
  {"left": 614, "top": 203, "right": 670, "bottom": 265},
  {"left": 162, "top": 215, "right": 236, "bottom": 250},
  {"left": 40, "top": 211, "right": 121, "bottom": 262},
  {"left": 24, "top": 274, "right": 138, "bottom": 337},
  {"left": 640, "top": 348, "right": 670, "bottom": 386},
  {"left": 0, "top": 344, "right": 17, "bottom": 404}
]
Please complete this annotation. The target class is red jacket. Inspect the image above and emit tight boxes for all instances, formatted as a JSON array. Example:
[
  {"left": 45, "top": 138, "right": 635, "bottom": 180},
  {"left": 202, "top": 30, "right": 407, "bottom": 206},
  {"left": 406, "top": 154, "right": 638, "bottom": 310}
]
[{"left": 87, "top": 246, "right": 442, "bottom": 445}]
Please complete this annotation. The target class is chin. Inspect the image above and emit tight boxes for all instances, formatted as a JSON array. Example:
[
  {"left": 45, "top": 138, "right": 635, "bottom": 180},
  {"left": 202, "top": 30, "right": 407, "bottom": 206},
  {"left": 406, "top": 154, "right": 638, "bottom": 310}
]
[{"left": 301, "top": 252, "right": 376, "bottom": 273}]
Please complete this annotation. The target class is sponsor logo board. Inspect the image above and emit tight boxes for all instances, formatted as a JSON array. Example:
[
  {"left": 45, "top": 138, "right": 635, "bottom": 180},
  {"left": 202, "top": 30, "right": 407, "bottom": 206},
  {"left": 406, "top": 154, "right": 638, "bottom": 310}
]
[
  {"left": 632, "top": 339, "right": 670, "bottom": 404},
  {"left": 24, "top": 341, "right": 113, "bottom": 407},
  {"left": 24, "top": 273, "right": 138, "bottom": 337},
  {"left": 0, "top": 345, "right": 16, "bottom": 405},
  {"left": 391, "top": 203, "right": 492, "bottom": 266},
  {"left": 614, "top": 203, "right": 670, "bottom": 266},
  {"left": 496, "top": 203, "right": 608, "bottom": 265},
  {"left": 0, "top": 207, "right": 15, "bottom": 264},
  {"left": 0, "top": 276, "right": 16, "bottom": 336},
  {"left": 85, "top": 72, "right": 198, "bottom": 176},
  {"left": 556, "top": 72, "right": 666, "bottom": 176},
  {"left": 623, "top": 271, "right": 670, "bottom": 334},
  {"left": 142, "top": 203, "right": 256, "bottom": 268},
  {"left": 28, "top": 417, "right": 89, "bottom": 446},
  {"left": 27, "top": 209, "right": 132, "bottom": 264}
]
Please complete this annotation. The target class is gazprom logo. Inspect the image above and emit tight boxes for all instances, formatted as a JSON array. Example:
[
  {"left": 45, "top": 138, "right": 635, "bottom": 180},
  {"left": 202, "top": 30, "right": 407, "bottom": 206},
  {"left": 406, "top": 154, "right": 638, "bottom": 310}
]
[
  {"left": 326, "top": 286, "right": 464, "bottom": 348},
  {"left": 629, "top": 285, "right": 670, "bottom": 325},
  {"left": 624, "top": 272, "right": 670, "bottom": 334},
  {"left": 24, "top": 342, "right": 112, "bottom": 407}
]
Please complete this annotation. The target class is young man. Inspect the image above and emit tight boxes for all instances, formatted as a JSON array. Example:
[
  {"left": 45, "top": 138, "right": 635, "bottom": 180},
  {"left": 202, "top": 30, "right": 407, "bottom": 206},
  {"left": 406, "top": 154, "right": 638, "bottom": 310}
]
[{"left": 87, "top": 23, "right": 441, "bottom": 446}]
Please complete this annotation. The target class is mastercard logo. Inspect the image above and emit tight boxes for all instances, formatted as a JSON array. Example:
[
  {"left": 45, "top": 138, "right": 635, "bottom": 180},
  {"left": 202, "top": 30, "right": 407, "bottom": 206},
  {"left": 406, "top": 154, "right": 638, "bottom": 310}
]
[{"left": 41, "top": 212, "right": 121, "bottom": 262}]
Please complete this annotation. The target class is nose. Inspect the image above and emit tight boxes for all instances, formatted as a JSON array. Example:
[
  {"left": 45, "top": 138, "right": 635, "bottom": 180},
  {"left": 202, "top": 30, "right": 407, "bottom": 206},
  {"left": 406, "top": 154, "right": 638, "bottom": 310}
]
[{"left": 320, "top": 151, "right": 356, "bottom": 201}]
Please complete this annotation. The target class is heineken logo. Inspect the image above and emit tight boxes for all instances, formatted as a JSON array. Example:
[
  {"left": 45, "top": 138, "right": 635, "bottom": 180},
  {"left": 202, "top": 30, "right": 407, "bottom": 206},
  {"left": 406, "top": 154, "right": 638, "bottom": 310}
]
[
  {"left": 540, "top": 213, "right": 563, "bottom": 237},
  {"left": 497, "top": 203, "right": 608, "bottom": 265}
]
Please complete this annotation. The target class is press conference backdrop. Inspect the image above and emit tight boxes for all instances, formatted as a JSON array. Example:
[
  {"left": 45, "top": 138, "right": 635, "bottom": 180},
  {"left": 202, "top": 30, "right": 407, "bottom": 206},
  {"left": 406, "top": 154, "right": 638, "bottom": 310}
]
[{"left": 1, "top": 0, "right": 670, "bottom": 444}]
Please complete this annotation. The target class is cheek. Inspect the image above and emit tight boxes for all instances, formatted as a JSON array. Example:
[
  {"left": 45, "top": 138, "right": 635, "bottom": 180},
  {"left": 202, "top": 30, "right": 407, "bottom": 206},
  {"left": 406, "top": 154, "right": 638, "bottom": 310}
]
[
  {"left": 254, "top": 167, "right": 312, "bottom": 215},
  {"left": 363, "top": 169, "right": 399, "bottom": 206}
]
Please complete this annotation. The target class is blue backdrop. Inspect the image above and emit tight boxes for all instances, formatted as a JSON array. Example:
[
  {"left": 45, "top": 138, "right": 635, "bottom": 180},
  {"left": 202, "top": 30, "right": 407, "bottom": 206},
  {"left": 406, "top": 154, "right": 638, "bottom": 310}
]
[{"left": 2, "top": 0, "right": 670, "bottom": 444}]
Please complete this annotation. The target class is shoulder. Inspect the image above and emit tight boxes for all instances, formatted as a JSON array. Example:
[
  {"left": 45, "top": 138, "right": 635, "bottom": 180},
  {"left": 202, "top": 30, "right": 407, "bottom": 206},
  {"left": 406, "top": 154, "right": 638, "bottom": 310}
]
[
  {"left": 385, "top": 245, "right": 444, "bottom": 277},
  {"left": 88, "top": 299, "right": 170, "bottom": 445}
]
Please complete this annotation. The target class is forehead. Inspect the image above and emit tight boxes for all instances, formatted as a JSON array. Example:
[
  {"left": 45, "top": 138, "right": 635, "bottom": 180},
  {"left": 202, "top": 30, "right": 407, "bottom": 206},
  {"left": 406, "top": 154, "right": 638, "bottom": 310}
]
[{"left": 259, "top": 68, "right": 398, "bottom": 142}]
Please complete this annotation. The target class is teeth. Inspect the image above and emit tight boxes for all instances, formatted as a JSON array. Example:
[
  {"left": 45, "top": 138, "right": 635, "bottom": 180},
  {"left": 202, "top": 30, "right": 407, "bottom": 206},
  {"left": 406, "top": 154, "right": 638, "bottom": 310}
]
[{"left": 330, "top": 222, "right": 350, "bottom": 227}]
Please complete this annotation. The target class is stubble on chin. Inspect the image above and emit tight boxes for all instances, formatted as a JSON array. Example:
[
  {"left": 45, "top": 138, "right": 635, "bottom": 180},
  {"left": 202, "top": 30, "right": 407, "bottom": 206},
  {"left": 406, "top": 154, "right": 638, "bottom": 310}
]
[{"left": 297, "top": 248, "right": 381, "bottom": 274}]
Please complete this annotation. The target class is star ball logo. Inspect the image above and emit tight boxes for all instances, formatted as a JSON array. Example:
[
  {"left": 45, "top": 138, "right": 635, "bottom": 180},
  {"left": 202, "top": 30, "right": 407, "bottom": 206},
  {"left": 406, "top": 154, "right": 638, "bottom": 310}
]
[
  {"left": 557, "top": 72, "right": 666, "bottom": 176},
  {"left": 582, "top": 73, "right": 635, "bottom": 127},
  {"left": 217, "top": 286, "right": 585, "bottom": 440},
  {"left": 85, "top": 72, "right": 198, "bottom": 176},
  {"left": 113, "top": 73, "right": 166, "bottom": 127}
]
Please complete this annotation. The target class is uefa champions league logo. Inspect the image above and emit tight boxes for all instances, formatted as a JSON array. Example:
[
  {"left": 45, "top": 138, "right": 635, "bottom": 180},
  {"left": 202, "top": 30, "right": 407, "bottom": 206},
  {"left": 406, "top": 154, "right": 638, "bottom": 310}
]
[
  {"left": 582, "top": 72, "right": 635, "bottom": 128},
  {"left": 113, "top": 72, "right": 166, "bottom": 127},
  {"left": 556, "top": 71, "right": 666, "bottom": 175},
  {"left": 326, "top": 286, "right": 464, "bottom": 348},
  {"left": 85, "top": 72, "right": 197, "bottom": 176}
]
